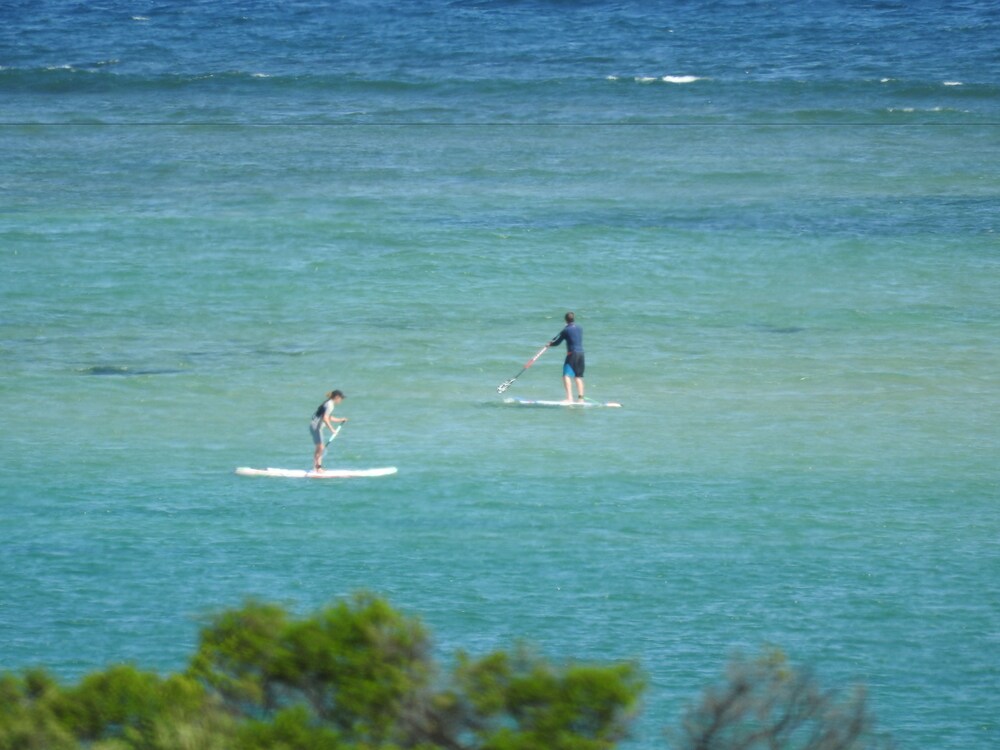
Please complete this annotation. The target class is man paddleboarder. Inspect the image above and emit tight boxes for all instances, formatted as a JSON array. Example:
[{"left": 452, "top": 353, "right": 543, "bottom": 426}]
[{"left": 547, "top": 311, "right": 585, "bottom": 403}]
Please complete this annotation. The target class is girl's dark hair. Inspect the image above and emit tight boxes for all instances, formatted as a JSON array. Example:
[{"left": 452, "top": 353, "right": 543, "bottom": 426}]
[{"left": 327, "top": 389, "right": 345, "bottom": 400}]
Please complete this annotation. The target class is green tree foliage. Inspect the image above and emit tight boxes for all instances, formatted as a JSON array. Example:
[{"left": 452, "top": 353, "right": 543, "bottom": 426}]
[
  {"left": 0, "top": 665, "right": 233, "bottom": 750},
  {"left": 0, "top": 594, "right": 642, "bottom": 750},
  {"left": 189, "top": 592, "right": 438, "bottom": 747},
  {"left": 186, "top": 593, "right": 643, "bottom": 749},
  {"left": 0, "top": 595, "right": 892, "bottom": 750},
  {"left": 0, "top": 669, "right": 78, "bottom": 750},
  {"left": 453, "top": 646, "right": 644, "bottom": 750}
]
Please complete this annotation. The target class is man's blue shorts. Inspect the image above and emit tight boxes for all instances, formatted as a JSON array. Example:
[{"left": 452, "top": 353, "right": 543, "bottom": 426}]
[{"left": 563, "top": 352, "right": 585, "bottom": 378}]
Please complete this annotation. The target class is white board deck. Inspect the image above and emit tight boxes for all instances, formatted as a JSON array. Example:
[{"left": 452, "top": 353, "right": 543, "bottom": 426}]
[
  {"left": 235, "top": 466, "right": 397, "bottom": 479},
  {"left": 503, "top": 397, "right": 622, "bottom": 408}
]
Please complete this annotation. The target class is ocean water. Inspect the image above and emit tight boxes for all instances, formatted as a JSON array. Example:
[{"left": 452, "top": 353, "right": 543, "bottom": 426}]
[{"left": 2, "top": 1, "right": 999, "bottom": 747}]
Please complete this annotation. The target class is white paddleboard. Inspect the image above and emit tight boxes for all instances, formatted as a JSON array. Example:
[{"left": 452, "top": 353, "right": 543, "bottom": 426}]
[
  {"left": 503, "top": 397, "right": 622, "bottom": 408},
  {"left": 236, "top": 466, "right": 397, "bottom": 479}
]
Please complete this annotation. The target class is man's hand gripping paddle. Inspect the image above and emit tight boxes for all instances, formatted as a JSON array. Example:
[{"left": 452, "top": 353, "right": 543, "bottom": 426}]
[{"left": 497, "top": 345, "right": 548, "bottom": 393}]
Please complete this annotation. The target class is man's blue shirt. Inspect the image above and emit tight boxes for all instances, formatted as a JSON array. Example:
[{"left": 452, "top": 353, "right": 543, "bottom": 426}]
[{"left": 551, "top": 323, "right": 583, "bottom": 353}]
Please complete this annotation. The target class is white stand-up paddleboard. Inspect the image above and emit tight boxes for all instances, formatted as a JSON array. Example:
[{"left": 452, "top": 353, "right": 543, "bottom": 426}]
[
  {"left": 503, "top": 397, "right": 622, "bottom": 408},
  {"left": 235, "top": 466, "right": 397, "bottom": 479}
]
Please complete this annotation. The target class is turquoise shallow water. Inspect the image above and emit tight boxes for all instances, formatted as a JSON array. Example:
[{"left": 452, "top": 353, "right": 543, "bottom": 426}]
[{"left": 3, "top": 2, "right": 1000, "bottom": 747}]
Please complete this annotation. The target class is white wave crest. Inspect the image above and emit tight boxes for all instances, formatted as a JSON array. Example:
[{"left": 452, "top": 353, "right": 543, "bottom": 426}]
[{"left": 628, "top": 75, "right": 703, "bottom": 85}]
